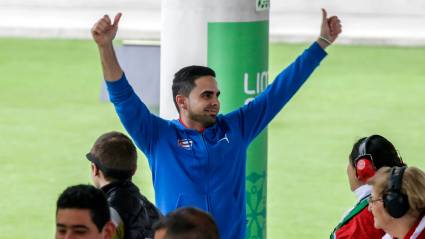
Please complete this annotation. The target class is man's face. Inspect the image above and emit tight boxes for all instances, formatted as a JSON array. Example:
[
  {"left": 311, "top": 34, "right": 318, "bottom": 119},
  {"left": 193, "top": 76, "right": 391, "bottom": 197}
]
[
  {"left": 56, "top": 209, "right": 105, "bottom": 239},
  {"left": 185, "top": 76, "right": 220, "bottom": 127}
]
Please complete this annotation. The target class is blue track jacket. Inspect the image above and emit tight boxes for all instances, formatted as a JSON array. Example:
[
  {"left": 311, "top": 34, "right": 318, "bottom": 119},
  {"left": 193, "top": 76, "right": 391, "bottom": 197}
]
[{"left": 106, "top": 42, "right": 327, "bottom": 239}]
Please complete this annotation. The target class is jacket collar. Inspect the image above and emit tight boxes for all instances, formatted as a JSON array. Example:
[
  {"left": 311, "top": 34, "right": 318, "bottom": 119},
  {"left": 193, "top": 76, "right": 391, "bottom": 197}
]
[
  {"left": 354, "top": 184, "right": 372, "bottom": 202},
  {"left": 100, "top": 180, "right": 134, "bottom": 194}
]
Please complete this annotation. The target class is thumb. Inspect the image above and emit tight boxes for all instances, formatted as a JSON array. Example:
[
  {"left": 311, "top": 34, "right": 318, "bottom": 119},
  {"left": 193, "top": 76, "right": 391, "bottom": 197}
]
[
  {"left": 321, "top": 8, "right": 328, "bottom": 23},
  {"left": 113, "top": 12, "right": 122, "bottom": 27}
]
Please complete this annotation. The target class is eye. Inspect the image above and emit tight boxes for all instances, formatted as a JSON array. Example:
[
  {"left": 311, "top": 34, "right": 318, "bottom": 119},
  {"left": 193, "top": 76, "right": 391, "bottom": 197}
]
[
  {"left": 202, "top": 93, "right": 212, "bottom": 99},
  {"left": 74, "top": 229, "right": 88, "bottom": 235},
  {"left": 57, "top": 228, "right": 67, "bottom": 235}
]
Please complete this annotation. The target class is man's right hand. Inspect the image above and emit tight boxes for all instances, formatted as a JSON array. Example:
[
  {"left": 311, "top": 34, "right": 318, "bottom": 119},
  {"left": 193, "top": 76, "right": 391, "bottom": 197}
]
[
  {"left": 92, "top": 13, "right": 124, "bottom": 81},
  {"left": 91, "top": 13, "right": 122, "bottom": 47}
]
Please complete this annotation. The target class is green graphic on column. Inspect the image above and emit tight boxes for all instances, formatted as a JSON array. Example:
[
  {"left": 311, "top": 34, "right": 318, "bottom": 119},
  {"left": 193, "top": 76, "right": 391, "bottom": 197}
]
[{"left": 208, "top": 21, "right": 269, "bottom": 239}]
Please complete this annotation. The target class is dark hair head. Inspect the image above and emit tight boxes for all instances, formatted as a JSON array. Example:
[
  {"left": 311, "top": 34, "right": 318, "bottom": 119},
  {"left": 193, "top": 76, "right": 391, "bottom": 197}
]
[
  {"left": 56, "top": 184, "right": 110, "bottom": 232},
  {"left": 90, "top": 131, "right": 137, "bottom": 181},
  {"left": 153, "top": 207, "right": 219, "bottom": 239},
  {"left": 172, "top": 66, "right": 216, "bottom": 113},
  {"left": 349, "top": 135, "right": 405, "bottom": 169}
]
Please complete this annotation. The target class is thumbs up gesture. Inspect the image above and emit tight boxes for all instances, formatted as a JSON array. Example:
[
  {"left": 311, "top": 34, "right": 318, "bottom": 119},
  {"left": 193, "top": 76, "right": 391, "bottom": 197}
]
[
  {"left": 319, "top": 9, "right": 342, "bottom": 47},
  {"left": 91, "top": 13, "right": 122, "bottom": 47}
]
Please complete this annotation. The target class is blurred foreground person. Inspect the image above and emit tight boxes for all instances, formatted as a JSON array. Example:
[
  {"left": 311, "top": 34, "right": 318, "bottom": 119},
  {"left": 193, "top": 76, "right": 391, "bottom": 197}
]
[{"left": 153, "top": 207, "right": 219, "bottom": 239}]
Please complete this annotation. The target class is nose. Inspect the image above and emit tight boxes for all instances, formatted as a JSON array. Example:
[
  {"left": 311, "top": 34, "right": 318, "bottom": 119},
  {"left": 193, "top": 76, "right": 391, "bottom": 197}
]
[
  {"left": 64, "top": 233, "right": 75, "bottom": 239},
  {"left": 368, "top": 202, "right": 372, "bottom": 212},
  {"left": 210, "top": 96, "right": 219, "bottom": 107}
]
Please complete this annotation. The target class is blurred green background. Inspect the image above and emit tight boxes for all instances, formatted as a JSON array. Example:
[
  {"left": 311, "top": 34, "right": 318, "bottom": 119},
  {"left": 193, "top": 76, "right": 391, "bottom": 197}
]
[{"left": 0, "top": 39, "right": 424, "bottom": 238}]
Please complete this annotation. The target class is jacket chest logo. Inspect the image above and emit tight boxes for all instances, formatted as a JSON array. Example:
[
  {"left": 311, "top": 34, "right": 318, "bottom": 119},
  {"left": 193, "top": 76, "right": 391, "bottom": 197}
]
[
  {"left": 217, "top": 133, "right": 230, "bottom": 144},
  {"left": 177, "top": 138, "right": 193, "bottom": 150}
]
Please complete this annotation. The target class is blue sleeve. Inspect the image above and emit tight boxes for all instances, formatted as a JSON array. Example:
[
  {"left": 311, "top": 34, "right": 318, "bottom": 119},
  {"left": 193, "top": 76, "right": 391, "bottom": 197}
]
[
  {"left": 106, "top": 73, "right": 161, "bottom": 156},
  {"left": 225, "top": 42, "right": 327, "bottom": 143}
]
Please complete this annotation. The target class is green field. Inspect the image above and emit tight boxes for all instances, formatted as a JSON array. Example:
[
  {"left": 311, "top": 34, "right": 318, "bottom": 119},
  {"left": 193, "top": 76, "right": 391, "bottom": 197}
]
[{"left": 1, "top": 38, "right": 424, "bottom": 238}]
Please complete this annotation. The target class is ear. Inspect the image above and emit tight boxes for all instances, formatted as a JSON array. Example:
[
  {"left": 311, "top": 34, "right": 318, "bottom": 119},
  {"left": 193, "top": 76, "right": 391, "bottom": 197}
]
[
  {"left": 91, "top": 163, "right": 100, "bottom": 176},
  {"left": 176, "top": 95, "right": 188, "bottom": 111},
  {"left": 102, "top": 221, "right": 116, "bottom": 239}
]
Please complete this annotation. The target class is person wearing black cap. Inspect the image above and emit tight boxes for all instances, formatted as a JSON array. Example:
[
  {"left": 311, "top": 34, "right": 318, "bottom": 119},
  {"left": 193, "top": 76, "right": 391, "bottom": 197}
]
[{"left": 87, "top": 131, "right": 162, "bottom": 239}]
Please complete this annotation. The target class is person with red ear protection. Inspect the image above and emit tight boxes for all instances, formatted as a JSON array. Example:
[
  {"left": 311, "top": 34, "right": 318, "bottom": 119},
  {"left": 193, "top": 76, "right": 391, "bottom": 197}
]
[{"left": 330, "top": 135, "right": 406, "bottom": 239}]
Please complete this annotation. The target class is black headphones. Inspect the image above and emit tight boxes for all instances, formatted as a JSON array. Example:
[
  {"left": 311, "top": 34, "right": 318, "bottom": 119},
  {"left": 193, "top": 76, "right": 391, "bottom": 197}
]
[{"left": 383, "top": 166, "right": 410, "bottom": 218}]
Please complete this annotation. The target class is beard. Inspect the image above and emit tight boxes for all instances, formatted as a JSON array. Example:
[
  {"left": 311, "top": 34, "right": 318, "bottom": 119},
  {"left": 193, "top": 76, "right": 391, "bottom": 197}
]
[{"left": 188, "top": 107, "right": 218, "bottom": 127}]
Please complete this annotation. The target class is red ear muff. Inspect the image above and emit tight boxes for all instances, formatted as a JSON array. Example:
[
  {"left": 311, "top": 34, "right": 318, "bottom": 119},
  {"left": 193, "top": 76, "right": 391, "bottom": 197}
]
[
  {"left": 354, "top": 136, "right": 376, "bottom": 183},
  {"left": 355, "top": 156, "right": 376, "bottom": 182}
]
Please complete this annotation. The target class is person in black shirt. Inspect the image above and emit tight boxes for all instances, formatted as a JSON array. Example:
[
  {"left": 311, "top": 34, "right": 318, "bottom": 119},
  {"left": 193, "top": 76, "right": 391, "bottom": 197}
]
[{"left": 87, "top": 131, "right": 162, "bottom": 239}]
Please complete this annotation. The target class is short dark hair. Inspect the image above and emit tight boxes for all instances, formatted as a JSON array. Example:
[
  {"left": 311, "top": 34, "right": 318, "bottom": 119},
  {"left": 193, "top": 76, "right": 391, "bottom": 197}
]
[
  {"left": 153, "top": 207, "right": 219, "bottom": 239},
  {"left": 56, "top": 184, "right": 110, "bottom": 232},
  {"left": 349, "top": 135, "right": 405, "bottom": 169},
  {"left": 89, "top": 131, "right": 137, "bottom": 181},
  {"left": 172, "top": 66, "right": 216, "bottom": 112}
]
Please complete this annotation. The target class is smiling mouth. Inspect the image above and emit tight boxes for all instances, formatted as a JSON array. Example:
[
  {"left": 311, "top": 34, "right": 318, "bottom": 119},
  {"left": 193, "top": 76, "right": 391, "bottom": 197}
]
[{"left": 205, "top": 109, "right": 218, "bottom": 116}]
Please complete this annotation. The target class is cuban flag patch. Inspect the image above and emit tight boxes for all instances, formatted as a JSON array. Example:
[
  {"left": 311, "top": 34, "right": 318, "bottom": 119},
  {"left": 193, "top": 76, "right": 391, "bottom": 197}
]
[{"left": 178, "top": 138, "right": 193, "bottom": 150}]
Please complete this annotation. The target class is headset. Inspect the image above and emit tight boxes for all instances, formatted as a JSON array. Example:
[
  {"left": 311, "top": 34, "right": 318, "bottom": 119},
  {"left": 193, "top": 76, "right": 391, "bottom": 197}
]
[
  {"left": 354, "top": 136, "right": 376, "bottom": 182},
  {"left": 383, "top": 166, "right": 410, "bottom": 218}
]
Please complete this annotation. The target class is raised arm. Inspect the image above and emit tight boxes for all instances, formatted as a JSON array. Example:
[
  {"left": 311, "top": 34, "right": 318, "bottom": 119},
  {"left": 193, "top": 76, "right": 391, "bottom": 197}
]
[
  {"left": 91, "top": 13, "right": 163, "bottom": 157},
  {"left": 91, "top": 13, "right": 123, "bottom": 81},
  {"left": 225, "top": 9, "right": 342, "bottom": 143}
]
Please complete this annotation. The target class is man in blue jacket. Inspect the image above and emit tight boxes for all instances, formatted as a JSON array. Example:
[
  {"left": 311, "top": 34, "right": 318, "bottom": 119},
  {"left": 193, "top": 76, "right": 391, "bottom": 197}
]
[{"left": 91, "top": 9, "right": 341, "bottom": 239}]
